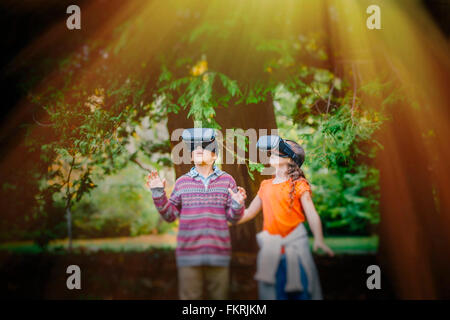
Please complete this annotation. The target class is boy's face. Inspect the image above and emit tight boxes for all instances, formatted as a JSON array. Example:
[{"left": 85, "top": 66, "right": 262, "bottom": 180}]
[{"left": 191, "top": 146, "right": 217, "bottom": 165}]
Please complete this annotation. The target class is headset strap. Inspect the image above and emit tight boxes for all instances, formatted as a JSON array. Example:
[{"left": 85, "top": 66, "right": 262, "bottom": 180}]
[{"left": 278, "top": 139, "right": 303, "bottom": 167}]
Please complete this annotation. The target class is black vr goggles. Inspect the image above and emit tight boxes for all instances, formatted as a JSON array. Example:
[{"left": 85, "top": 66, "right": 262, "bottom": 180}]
[
  {"left": 256, "top": 135, "right": 304, "bottom": 167},
  {"left": 182, "top": 128, "right": 218, "bottom": 153}
]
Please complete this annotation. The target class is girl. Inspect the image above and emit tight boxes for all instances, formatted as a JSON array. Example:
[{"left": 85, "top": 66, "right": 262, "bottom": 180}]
[{"left": 238, "top": 137, "right": 333, "bottom": 300}]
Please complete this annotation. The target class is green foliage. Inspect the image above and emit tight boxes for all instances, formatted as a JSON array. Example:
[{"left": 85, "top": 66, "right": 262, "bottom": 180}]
[
  {"left": 248, "top": 162, "right": 265, "bottom": 180},
  {"left": 273, "top": 66, "right": 393, "bottom": 234},
  {"left": 157, "top": 60, "right": 241, "bottom": 128},
  {"left": 70, "top": 165, "right": 174, "bottom": 238},
  {"left": 14, "top": 38, "right": 165, "bottom": 244},
  {"left": 7, "top": 4, "right": 402, "bottom": 242}
]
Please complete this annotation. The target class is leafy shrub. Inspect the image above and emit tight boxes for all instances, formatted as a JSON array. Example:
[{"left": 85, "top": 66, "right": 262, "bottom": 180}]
[
  {"left": 70, "top": 165, "right": 174, "bottom": 239},
  {"left": 274, "top": 74, "right": 385, "bottom": 235}
]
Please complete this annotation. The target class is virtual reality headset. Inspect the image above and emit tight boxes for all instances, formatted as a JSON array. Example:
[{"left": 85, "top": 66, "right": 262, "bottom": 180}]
[
  {"left": 182, "top": 128, "right": 218, "bottom": 153},
  {"left": 256, "top": 135, "right": 304, "bottom": 167}
]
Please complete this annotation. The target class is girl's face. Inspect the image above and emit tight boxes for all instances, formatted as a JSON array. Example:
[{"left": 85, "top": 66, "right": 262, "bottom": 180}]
[
  {"left": 191, "top": 146, "right": 217, "bottom": 165},
  {"left": 269, "top": 150, "right": 291, "bottom": 168}
]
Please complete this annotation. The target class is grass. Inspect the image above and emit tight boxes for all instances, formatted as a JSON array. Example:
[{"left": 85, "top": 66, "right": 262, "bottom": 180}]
[
  {"left": 0, "top": 234, "right": 378, "bottom": 254},
  {"left": 310, "top": 236, "right": 378, "bottom": 255}
]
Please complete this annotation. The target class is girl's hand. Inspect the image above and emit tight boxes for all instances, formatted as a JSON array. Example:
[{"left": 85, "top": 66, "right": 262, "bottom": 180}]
[
  {"left": 146, "top": 170, "right": 166, "bottom": 190},
  {"left": 228, "top": 186, "right": 247, "bottom": 206},
  {"left": 313, "top": 239, "right": 334, "bottom": 257}
]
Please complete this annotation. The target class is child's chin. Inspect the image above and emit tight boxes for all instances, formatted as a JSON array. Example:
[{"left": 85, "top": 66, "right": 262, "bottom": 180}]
[
  {"left": 269, "top": 161, "right": 279, "bottom": 168},
  {"left": 193, "top": 158, "right": 206, "bottom": 165}
]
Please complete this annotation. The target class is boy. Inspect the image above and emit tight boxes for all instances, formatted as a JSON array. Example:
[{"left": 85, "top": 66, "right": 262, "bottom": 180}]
[{"left": 146, "top": 128, "right": 246, "bottom": 299}]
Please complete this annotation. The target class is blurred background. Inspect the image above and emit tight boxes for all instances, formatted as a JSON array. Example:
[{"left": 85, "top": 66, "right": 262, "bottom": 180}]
[{"left": 0, "top": 0, "right": 448, "bottom": 299}]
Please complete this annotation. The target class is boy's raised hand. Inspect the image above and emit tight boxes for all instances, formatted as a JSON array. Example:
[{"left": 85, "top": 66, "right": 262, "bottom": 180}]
[
  {"left": 146, "top": 169, "right": 166, "bottom": 190},
  {"left": 228, "top": 186, "right": 247, "bottom": 206}
]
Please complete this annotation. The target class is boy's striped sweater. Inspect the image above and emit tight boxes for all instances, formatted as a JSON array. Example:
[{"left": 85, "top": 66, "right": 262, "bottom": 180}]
[{"left": 151, "top": 167, "right": 244, "bottom": 267}]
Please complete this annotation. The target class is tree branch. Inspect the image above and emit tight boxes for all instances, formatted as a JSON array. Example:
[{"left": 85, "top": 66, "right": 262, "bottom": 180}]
[{"left": 132, "top": 158, "right": 152, "bottom": 172}]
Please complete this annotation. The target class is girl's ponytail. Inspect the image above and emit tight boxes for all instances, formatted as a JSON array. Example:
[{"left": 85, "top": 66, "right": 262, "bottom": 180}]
[{"left": 284, "top": 140, "right": 310, "bottom": 209}]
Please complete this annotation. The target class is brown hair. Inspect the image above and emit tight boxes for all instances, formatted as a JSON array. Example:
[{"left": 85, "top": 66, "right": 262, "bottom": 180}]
[{"left": 284, "top": 140, "right": 310, "bottom": 209}]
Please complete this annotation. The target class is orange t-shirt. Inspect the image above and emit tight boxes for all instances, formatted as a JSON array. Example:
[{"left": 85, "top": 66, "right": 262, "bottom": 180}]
[{"left": 257, "top": 177, "right": 312, "bottom": 238}]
